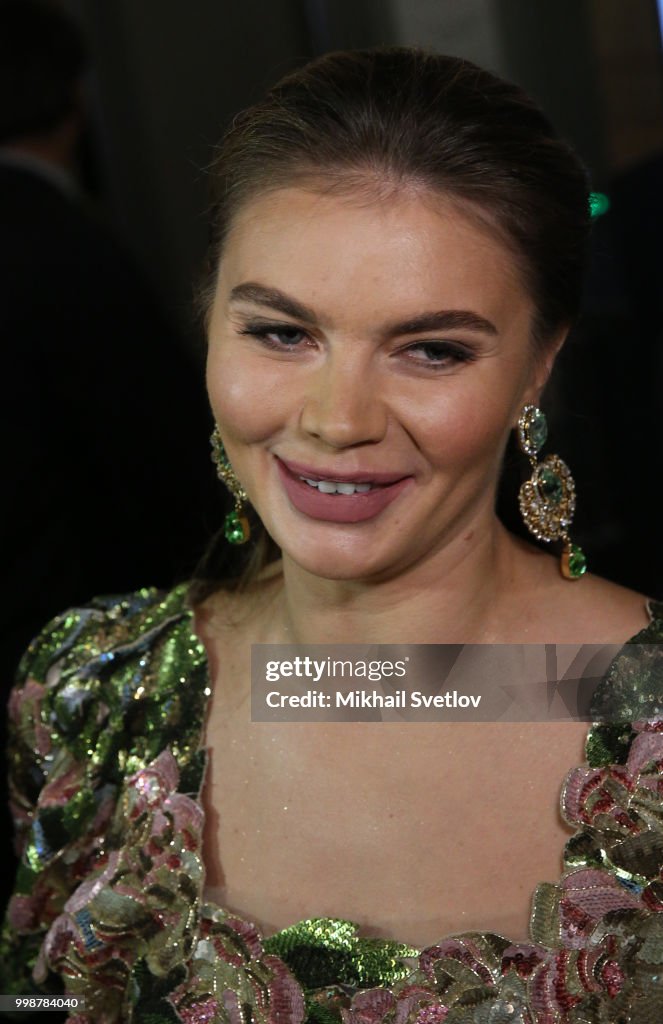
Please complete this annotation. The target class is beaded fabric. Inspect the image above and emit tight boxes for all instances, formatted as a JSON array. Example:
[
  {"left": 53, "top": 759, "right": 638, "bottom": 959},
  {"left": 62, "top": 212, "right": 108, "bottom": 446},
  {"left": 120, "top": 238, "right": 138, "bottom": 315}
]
[{"left": 1, "top": 584, "right": 663, "bottom": 1023}]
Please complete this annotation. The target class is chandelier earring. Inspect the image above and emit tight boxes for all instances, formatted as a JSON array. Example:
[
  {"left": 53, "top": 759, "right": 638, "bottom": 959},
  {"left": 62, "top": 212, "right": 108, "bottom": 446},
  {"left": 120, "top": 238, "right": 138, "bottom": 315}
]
[
  {"left": 516, "top": 404, "right": 587, "bottom": 580},
  {"left": 210, "top": 426, "right": 251, "bottom": 545}
]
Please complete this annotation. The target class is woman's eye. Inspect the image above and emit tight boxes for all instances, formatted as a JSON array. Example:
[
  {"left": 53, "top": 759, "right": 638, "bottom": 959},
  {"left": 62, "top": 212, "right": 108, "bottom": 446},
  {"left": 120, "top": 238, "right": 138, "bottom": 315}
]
[
  {"left": 236, "top": 325, "right": 473, "bottom": 367},
  {"left": 238, "top": 324, "right": 309, "bottom": 350},
  {"left": 404, "top": 341, "right": 474, "bottom": 367}
]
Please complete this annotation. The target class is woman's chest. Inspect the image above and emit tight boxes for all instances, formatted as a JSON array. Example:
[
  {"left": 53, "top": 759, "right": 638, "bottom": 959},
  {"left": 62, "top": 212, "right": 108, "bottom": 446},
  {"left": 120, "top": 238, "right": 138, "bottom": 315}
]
[{"left": 201, "top": 693, "right": 589, "bottom": 947}]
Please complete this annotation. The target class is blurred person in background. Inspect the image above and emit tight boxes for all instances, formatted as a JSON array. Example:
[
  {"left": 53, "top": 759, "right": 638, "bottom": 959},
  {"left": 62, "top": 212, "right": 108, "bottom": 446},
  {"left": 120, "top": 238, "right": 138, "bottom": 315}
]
[{"left": 0, "top": 0, "right": 217, "bottom": 917}]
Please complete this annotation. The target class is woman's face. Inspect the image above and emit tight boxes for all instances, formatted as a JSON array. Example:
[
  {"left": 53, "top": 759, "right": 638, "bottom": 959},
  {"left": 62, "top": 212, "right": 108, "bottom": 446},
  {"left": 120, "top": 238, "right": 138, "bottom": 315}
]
[{"left": 207, "top": 185, "right": 557, "bottom": 582}]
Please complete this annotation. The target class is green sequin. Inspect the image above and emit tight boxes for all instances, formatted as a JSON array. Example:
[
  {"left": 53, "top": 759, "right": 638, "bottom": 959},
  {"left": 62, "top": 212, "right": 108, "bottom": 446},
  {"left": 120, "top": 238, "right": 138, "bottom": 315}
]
[{"left": 263, "top": 918, "right": 418, "bottom": 989}]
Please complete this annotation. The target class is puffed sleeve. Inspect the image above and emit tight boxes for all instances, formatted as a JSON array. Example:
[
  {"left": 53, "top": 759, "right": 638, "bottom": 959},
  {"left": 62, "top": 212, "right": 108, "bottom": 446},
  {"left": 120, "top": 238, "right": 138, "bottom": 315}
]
[
  {"left": 0, "top": 584, "right": 209, "bottom": 1020},
  {"left": 0, "top": 589, "right": 166, "bottom": 996},
  {"left": 0, "top": 604, "right": 110, "bottom": 1002}
]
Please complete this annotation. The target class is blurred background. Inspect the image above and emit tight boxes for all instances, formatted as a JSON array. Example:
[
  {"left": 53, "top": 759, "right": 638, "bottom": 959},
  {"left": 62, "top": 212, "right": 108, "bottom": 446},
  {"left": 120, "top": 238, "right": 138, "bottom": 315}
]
[{"left": 1, "top": 0, "right": 662, "bottom": 914}]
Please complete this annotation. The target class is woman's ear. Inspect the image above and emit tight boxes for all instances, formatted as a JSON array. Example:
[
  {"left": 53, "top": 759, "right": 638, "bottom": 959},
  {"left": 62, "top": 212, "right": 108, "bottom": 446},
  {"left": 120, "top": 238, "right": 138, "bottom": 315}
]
[{"left": 527, "top": 328, "right": 569, "bottom": 407}]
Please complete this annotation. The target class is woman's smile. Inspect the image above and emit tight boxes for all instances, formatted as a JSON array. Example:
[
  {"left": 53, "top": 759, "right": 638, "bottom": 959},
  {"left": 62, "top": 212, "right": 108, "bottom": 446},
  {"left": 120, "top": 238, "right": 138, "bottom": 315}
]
[{"left": 274, "top": 454, "right": 415, "bottom": 524}]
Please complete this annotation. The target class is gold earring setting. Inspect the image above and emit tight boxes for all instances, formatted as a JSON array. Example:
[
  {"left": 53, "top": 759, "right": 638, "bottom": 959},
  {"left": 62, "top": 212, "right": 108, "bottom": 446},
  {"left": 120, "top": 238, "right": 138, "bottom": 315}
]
[
  {"left": 210, "top": 426, "right": 251, "bottom": 545},
  {"left": 516, "top": 404, "right": 587, "bottom": 580}
]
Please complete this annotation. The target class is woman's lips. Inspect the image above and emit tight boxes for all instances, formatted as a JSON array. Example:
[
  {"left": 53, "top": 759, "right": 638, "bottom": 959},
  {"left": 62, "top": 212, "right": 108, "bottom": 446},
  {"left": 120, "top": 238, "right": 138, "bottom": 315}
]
[{"left": 275, "top": 456, "right": 414, "bottom": 523}]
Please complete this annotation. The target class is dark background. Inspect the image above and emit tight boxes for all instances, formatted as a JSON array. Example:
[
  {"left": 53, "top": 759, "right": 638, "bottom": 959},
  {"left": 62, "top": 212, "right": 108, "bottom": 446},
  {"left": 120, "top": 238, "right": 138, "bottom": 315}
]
[{"left": 2, "top": 0, "right": 662, "bottom": 920}]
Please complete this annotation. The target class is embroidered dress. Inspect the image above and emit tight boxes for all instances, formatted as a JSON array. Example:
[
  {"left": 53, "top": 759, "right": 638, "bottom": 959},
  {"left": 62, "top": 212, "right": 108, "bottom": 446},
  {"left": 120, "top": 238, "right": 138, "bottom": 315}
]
[{"left": 2, "top": 584, "right": 663, "bottom": 1023}]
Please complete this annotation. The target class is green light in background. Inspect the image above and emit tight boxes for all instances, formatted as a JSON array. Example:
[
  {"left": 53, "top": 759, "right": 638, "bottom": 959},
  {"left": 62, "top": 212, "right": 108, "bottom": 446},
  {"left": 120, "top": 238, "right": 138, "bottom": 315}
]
[{"left": 589, "top": 191, "right": 611, "bottom": 218}]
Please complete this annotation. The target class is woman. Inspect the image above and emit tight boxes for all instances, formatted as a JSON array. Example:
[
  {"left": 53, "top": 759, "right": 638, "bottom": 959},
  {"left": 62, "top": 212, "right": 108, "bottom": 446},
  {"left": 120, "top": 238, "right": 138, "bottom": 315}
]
[{"left": 2, "top": 46, "right": 663, "bottom": 1024}]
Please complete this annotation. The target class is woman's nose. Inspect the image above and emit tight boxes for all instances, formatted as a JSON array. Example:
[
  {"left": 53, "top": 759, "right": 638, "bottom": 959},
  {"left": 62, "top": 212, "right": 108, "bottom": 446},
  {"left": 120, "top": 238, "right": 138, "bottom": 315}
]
[{"left": 299, "top": 355, "right": 388, "bottom": 448}]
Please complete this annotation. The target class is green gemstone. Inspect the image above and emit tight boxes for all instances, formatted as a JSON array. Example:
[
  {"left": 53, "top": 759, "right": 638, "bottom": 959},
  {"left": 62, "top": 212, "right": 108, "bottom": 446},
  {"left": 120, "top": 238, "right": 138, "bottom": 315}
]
[
  {"left": 538, "top": 467, "right": 563, "bottom": 504},
  {"left": 526, "top": 409, "right": 547, "bottom": 452},
  {"left": 568, "top": 543, "right": 587, "bottom": 578},
  {"left": 224, "top": 510, "right": 247, "bottom": 544},
  {"left": 589, "top": 191, "right": 611, "bottom": 219}
]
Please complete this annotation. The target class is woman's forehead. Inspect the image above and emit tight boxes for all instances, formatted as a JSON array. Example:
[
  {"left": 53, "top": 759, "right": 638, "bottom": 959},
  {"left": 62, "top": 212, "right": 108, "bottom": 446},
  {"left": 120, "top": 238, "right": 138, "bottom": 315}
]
[
  {"left": 216, "top": 185, "right": 531, "bottom": 329},
  {"left": 225, "top": 182, "right": 499, "bottom": 245}
]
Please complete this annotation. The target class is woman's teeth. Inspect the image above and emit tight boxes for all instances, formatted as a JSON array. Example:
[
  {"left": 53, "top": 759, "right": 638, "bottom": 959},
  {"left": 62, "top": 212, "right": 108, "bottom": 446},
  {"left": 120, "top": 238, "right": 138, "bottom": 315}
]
[{"left": 300, "top": 477, "right": 373, "bottom": 495}]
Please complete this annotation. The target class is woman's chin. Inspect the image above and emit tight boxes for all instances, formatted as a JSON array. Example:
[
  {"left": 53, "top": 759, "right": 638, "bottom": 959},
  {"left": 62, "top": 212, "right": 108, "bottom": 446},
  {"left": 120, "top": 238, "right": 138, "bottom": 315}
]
[
  {"left": 283, "top": 552, "right": 376, "bottom": 582},
  {"left": 276, "top": 539, "right": 409, "bottom": 584},
  {"left": 262, "top": 501, "right": 429, "bottom": 583}
]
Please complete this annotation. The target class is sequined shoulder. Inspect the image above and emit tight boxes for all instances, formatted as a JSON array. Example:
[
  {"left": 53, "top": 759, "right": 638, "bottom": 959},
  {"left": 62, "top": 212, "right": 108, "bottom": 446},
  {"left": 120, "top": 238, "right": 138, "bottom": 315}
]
[
  {"left": 9, "top": 582, "right": 208, "bottom": 791},
  {"left": 0, "top": 583, "right": 210, "bottom": 1009},
  {"left": 645, "top": 596, "right": 663, "bottom": 632},
  {"left": 583, "top": 596, "right": 663, "bottom": 768},
  {"left": 13, "top": 585, "right": 174, "bottom": 684}
]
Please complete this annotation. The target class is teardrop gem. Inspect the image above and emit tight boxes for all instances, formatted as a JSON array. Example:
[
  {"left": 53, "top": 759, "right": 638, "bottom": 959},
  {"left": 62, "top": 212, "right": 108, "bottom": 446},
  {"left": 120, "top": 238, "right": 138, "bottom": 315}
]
[
  {"left": 561, "top": 543, "right": 587, "bottom": 579},
  {"left": 224, "top": 510, "right": 250, "bottom": 545}
]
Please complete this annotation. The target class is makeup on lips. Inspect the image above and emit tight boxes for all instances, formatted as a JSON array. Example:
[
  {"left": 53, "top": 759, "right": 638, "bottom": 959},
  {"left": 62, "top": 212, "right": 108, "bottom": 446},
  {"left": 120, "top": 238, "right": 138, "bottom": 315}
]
[{"left": 275, "top": 456, "right": 413, "bottom": 523}]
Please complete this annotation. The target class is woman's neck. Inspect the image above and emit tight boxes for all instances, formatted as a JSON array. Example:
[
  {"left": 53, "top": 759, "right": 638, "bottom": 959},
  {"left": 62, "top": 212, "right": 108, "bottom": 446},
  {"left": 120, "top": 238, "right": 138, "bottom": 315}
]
[{"left": 262, "top": 516, "right": 540, "bottom": 645}]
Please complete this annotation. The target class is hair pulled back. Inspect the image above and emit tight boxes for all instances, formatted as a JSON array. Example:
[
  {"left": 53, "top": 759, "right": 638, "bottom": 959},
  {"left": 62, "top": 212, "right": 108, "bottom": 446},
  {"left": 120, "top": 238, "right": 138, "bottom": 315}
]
[{"left": 203, "top": 45, "right": 591, "bottom": 351}]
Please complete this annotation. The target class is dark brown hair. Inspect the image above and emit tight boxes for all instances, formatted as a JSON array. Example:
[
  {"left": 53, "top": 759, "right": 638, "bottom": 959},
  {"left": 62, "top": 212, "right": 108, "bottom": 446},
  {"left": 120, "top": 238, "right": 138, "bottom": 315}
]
[
  {"left": 191, "top": 45, "right": 592, "bottom": 599},
  {"left": 202, "top": 46, "right": 591, "bottom": 343}
]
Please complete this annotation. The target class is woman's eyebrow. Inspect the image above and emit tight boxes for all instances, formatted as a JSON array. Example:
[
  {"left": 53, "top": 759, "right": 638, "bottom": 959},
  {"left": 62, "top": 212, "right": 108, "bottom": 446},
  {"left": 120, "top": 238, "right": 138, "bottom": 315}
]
[
  {"left": 229, "top": 281, "right": 498, "bottom": 337},
  {"left": 230, "top": 282, "right": 314, "bottom": 322}
]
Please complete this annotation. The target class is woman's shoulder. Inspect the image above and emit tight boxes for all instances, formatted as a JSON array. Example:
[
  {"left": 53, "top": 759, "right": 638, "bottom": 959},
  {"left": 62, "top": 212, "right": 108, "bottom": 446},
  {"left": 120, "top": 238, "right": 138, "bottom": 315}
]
[
  {"left": 13, "top": 582, "right": 195, "bottom": 687},
  {"left": 8, "top": 581, "right": 209, "bottom": 809},
  {"left": 511, "top": 537, "right": 660, "bottom": 643},
  {"left": 576, "top": 574, "right": 663, "bottom": 744},
  {"left": 191, "top": 560, "right": 284, "bottom": 638},
  {"left": 2, "top": 583, "right": 211, "bottom": 1008},
  {"left": 564, "top": 570, "right": 661, "bottom": 642}
]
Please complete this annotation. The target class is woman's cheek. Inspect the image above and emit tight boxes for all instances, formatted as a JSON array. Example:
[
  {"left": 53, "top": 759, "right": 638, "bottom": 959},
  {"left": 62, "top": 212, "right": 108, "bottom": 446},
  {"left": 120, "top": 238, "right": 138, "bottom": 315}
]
[
  {"left": 407, "top": 386, "right": 508, "bottom": 470},
  {"left": 207, "top": 347, "right": 289, "bottom": 447}
]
